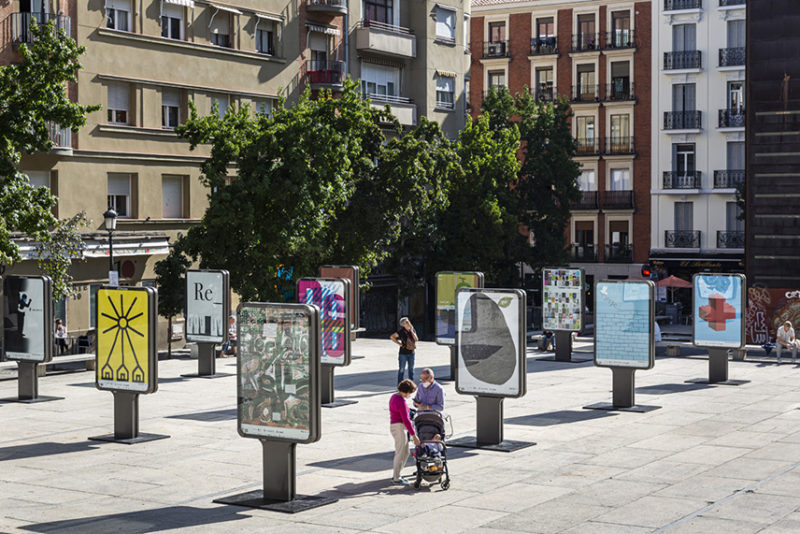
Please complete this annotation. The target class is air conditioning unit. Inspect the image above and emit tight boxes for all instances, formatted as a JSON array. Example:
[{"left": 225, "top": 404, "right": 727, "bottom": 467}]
[{"left": 488, "top": 44, "right": 502, "bottom": 56}]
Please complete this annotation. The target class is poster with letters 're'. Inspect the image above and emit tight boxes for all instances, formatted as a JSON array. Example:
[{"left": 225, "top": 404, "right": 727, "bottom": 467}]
[
  {"left": 693, "top": 274, "right": 745, "bottom": 349},
  {"left": 96, "top": 286, "right": 158, "bottom": 393},
  {"left": 594, "top": 280, "right": 654, "bottom": 369},
  {"left": 185, "top": 270, "right": 230, "bottom": 344},
  {"left": 3, "top": 275, "right": 53, "bottom": 363},
  {"left": 297, "top": 278, "right": 351, "bottom": 366},
  {"left": 542, "top": 267, "right": 584, "bottom": 332}
]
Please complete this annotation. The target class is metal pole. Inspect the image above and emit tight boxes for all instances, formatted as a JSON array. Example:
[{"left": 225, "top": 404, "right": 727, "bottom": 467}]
[
  {"left": 108, "top": 231, "right": 114, "bottom": 272},
  {"left": 113, "top": 391, "right": 139, "bottom": 440},
  {"left": 17, "top": 361, "right": 39, "bottom": 400},
  {"left": 554, "top": 331, "right": 573, "bottom": 362},
  {"left": 611, "top": 367, "right": 636, "bottom": 408},
  {"left": 262, "top": 440, "right": 296, "bottom": 502},
  {"left": 449, "top": 345, "right": 457, "bottom": 380},
  {"left": 475, "top": 396, "right": 504, "bottom": 445},
  {"left": 321, "top": 364, "right": 335, "bottom": 404},
  {"left": 708, "top": 348, "right": 729, "bottom": 383},
  {"left": 198, "top": 342, "right": 216, "bottom": 376}
]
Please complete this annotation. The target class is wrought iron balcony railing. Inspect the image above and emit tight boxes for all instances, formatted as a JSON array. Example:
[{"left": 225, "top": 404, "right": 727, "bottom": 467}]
[
  {"left": 8, "top": 12, "right": 70, "bottom": 44},
  {"left": 306, "top": 0, "right": 348, "bottom": 13},
  {"left": 606, "top": 29, "right": 635, "bottom": 49},
  {"left": 719, "top": 47, "right": 745, "bottom": 67},
  {"left": 605, "top": 81, "right": 635, "bottom": 101},
  {"left": 602, "top": 190, "right": 634, "bottom": 209},
  {"left": 483, "top": 40, "right": 509, "bottom": 58},
  {"left": 717, "top": 231, "right": 744, "bottom": 248},
  {"left": 531, "top": 85, "right": 556, "bottom": 102},
  {"left": 359, "top": 19, "right": 414, "bottom": 34},
  {"left": 605, "top": 137, "right": 635, "bottom": 155},
  {"left": 719, "top": 108, "right": 745, "bottom": 128},
  {"left": 664, "top": 110, "right": 702, "bottom": 129},
  {"left": 571, "top": 191, "right": 598, "bottom": 209},
  {"left": 713, "top": 170, "right": 745, "bottom": 188},
  {"left": 605, "top": 243, "right": 633, "bottom": 262},
  {"left": 665, "top": 0, "right": 702, "bottom": 9},
  {"left": 570, "top": 244, "right": 598, "bottom": 262},
  {"left": 719, "top": 0, "right": 744, "bottom": 6},
  {"left": 664, "top": 50, "right": 702, "bottom": 70},
  {"left": 47, "top": 122, "right": 72, "bottom": 149},
  {"left": 571, "top": 84, "right": 599, "bottom": 102},
  {"left": 575, "top": 138, "right": 601, "bottom": 156},
  {"left": 665, "top": 230, "right": 701, "bottom": 248},
  {"left": 530, "top": 37, "right": 557, "bottom": 55},
  {"left": 305, "top": 60, "right": 346, "bottom": 86},
  {"left": 572, "top": 33, "right": 600, "bottom": 52},
  {"left": 663, "top": 171, "right": 702, "bottom": 189}
]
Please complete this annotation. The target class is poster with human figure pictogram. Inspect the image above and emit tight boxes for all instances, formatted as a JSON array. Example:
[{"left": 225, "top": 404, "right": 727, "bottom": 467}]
[{"left": 693, "top": 274, "right": 745, "bottom": 349}]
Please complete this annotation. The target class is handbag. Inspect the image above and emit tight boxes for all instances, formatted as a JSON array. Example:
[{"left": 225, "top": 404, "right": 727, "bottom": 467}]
[{"left": 403, "top": 331, "right": 417, "bottom": 351}]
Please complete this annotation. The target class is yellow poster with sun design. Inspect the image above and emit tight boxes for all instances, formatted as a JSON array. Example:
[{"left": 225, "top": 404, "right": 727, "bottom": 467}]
[{"left": 96, "top": 287, "right": 157, "bottom": 393}]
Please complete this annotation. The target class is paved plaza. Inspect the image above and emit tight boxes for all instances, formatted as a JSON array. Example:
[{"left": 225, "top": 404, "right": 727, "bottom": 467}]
[{"left": 2, "top": 339, "right": 800, "bottom": 533}]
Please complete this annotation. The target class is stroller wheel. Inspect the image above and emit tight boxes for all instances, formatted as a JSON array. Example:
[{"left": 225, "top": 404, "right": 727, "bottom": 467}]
[{"left": 441, "top": 479, "right": 450, "bottom": 490}]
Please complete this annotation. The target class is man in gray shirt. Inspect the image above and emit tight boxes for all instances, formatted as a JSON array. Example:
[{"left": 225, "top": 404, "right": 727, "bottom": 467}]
[
  {"left": 776, "top": 321, "right": 798, "bottom": 364},
  {"left": 413, "top": 368, "right": 445, "bottom": 412}
]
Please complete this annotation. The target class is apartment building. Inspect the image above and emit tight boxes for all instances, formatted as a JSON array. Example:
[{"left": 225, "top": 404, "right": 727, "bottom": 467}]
[
  {"left": 469, "top": 0, "right": 652, "bottom": 289},
  {"left": 650, "top": 0, "right": 746, "bottom": 280}
]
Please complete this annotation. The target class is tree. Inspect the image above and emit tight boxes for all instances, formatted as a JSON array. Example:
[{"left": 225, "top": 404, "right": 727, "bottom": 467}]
[
  {"left": 154, "top": 239, "right": 191, "bottom": 358},
  {"left": 0, "top": 21, "right": 99, "bottom": 298}
]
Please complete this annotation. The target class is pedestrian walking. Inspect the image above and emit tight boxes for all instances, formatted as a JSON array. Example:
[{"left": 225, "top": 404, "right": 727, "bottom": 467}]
[
  {"left": 390, "top": 317, "right": 418, "bottom": 383},
  {"left": 389, "top": 379, "right": 420, "bottom": 485}
]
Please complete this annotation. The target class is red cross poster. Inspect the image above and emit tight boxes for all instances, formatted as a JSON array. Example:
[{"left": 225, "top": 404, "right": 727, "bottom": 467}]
[{"left": 693, "top": 274, "right": 745, "bottom": 349}]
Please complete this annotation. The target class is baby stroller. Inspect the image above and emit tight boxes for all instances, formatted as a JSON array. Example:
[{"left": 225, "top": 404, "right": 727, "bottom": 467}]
[{"left": 411, "top": 411, "right": 452, "bottom": 490}]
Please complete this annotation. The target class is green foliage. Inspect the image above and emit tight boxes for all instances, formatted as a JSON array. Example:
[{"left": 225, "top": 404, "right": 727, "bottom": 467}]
[
  {"left": 0, "top": 21, "right": 98, "bottom": 298},
  {"left": 154, "top": 239, "right": 191, "bottom": 320}
]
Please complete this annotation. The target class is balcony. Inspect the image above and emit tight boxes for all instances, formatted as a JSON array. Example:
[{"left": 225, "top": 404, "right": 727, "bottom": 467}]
[
  {"left": 306, "top": 0, "right": 348, "bottom": 14},
  {"left": 483, "top": 40, "right": 509, "bottom": 58},
  {"left": 664, "top": 110, "right": 702, "bottom": 130},
  {"left": 717, "top": 230, "right": 744, "bottom": 249},
  {"left": 305, "top": 60, "right": 345, "bottom": 89},
  {"left": 572, "top": 33, "right": 600, "bottom": 52},
  {"left": 356, "top": 20, "right": 416, "bottom": 59},
  {"left": 367, "top": 94, "right": 416, "bottom": 126},
  {"left": 570, "top": 244, "right": 598, "bottom": 262},
  {"left": 719, "top": 0, "right": 745, "bottom": 5},
  {"left": 604, "top": 82, "right": 635, "bottom": 102},
  {"left": 575, "top": 139, "right": 601, "bottom": 156},
  {"left": 713, "top": 170, "right": 745, "bottom": 188},
  {"left": 46, "top": 122, "right": 72, "bottom": 155},
  {"left": 665, "top": 0, "right": 702, "bottom": 9},
  {"left": 530, "top": 37, "right": 557, "bottom": 56},
  {"left": 8, "top": 12, "right": 71, "bottom": 44},
  {"left": 719, "top": 108, "right": 745, "bottom": 128},
  {"left": 663, "top": 171, "right": 702, "bottom": 189},
  {"left": 571, "top": 191, "right": 598, "bottom": 209},
  {"left": 719, "top": 47, "right": 745, "bottom": 67},
  {"left": 665, "top": 230, "right": 701, "bottom": 248},
  {"left": 605, "top": 243, "right": 633, "bottom": 262},
  {"left": 602, "top": 190, "right": 635, "bottom": 209},
  {"left": 606, "top": 29, "right": 636, "bottom": 50},
  {"left": 531, "top": 85, "right": 556, "bottom": 102},
  {"left": 664, "top": 50, "right": 702, "bottom": 70},
  {"left": 605, "top": 137, "right": 635, "bottom": 156},
  {"left": 571, "top": 84, "right": 599, "bottom": 103}
]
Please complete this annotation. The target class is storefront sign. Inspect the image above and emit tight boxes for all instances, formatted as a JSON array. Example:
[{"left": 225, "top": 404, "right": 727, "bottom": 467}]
[
  {"left": 542, "top": 267, "right": 584, "bottom": 332},
  {"left": 693, "top": 274, "right": 745, "bottom": 349},
  {"left": 2, "top": 276, "right": 53, "bottom": 363},
  {"left": 297, "top": 278, "right": 350, "bottom": 366},
  {"left": 436, "top": 271, "right": 484, "bottom": 345},
  {"left": 185, "top": 270, "right": 230, "bottom": 344},
  {"left": 594, "top": 280, "right": 654, "bottom": 369}
]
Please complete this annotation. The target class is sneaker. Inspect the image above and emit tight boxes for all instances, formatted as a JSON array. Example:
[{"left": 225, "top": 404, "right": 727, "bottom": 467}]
[{"left": 392, "top": 478, "right": 410, "bottom": 486}]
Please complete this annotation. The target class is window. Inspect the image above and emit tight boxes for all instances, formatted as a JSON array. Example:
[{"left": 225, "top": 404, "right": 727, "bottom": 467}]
[
  {"left": 435, "top": 8, "right": 455, "bottom": 42},
  {"left": 726, "top": 202, "right": 744, "bottom": 232},
  {"left": 727, "top": 20, "right": 745, "bottom": 49},
  {"left": 575, "top": 221, "right": 594, "bottom": 245},
  {"left": 488, "top": 70, "right": 505, "bottom": 88},
  {"left": 577, "top": 14, "right": 596, "bottom": 49},
  {"left": 361, "top": 63, "right": 399, "bottom": 98},
  {"left": 108, "top": 173, "right": 131, "bottom": 218},
  {"left": 672, "top": 83, "right": 696, "bottom": 111},
  {"left": 577, "top": 64, "right": 595, "bottom": 99},
  {"left": 106, "top": 83, "right": 129, "bottom": 125},
  {"left": 488, "top": 21, "right": 505, "bottom": 42},
  {"left": 435, "top": 75, "right": 455, "bottom": 109},
  {"left": 309, "top": 32, "right": 329, "bottom": 67},
  {"left": 672, "top": 24, "right": 696, "bottom": 52},
  {"left": 727, "top": 141, "right": 745, "bottom": 170},
  {"left": 255, "top": 99, "right": 273, "bottom": 116},
  {"left": 575, "top": 116, "right": 595, "bottom": 141},
  {"left": 161, "top": 4, "right": 183, "bottom": 40},
  {"left": 161, "top": 89, "right": 180, "bottom": 129},
  {"left": 106, "top": 0, "right": 131, "bottom": 32},
  {"left": 577, "top": 170, "right": 595, "bottom": 191},
  {"left": 212, "top": 95, "right": 229, "bottom": 119},
  {"left": 672, "top": 143, "right": 696, "bottom": 175},
  {"left": 610, "top": 11, "right": 630, "bottom": 47},
  {"left": 610, "top": 169, "right": 631, "bottom": 190},
  {"left": 609, "top": 221, "right": 629, "bottom": 246},
  {"left": 26, "top": 170, "right": 50, "bottom": 190},
  {"left": 610, "top": 114, "right": 630, "bottom": 142},
  {"left": 257, "top": 28, "right": 275, "bottom": 55},
  {"left": 535, "top": 67, "right": 553, "bottom": 99},
  {"left": 365, "top": 0, "right": 393, "bottom": 25},
  {"left": 536, "top": 17, "right": 554, "bottom": 42},
  {"left": 610, "top": 61, "right": 630, "bottom": 98},
  {"left": 674, "top": 202, "right": 693, "bottom": 232},
  {"left": 162, "top": 175, "right": 185, "bottom": 219},
  {"left": 728, "top": 81, "right": 744, "bottom": 112},
  {"left": 210, "top": 11, "right": 231, "bottom": 47}
]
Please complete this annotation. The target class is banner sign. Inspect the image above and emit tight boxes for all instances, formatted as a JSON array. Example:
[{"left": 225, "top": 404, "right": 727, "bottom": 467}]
[
  {"left": 746, "top": 288, "right": 800, "bottom": 345},
  {"left": 594, "top": 280, "right": 654, "bottom": 369},
  {"left": 185, "top": 269, "right": 230, "bottom": 344},
  {"left": 3, "top": 276, "right": 53, "bottom": 363},
  {"left": 693, "top": 274, "right": 746, "bottom": 349},
  {"left": 436, "top": 271, "right": 484, "bottom": 345},
  {"left": 237, "top": 303, "right": 321, "bottom": 443},
  {"left": 96, "top": 286, "right": 158, "bottom": 393},
  {"left": 297, "top": 277, "right": 351, "bottom": 366},
  {"left": 542, "top": 267, "right": 584, "bottom": 332},
  {"left": 319, "top": 265, "right": 360, "bottom": 330},
  {"left": 455, "top": 288, "right": 526, "bottom": 398}
]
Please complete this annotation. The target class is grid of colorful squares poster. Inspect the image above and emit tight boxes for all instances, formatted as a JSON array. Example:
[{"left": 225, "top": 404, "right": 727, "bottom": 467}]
[{"left": 543, "top": 268, "right": 583, "bottom": 331}]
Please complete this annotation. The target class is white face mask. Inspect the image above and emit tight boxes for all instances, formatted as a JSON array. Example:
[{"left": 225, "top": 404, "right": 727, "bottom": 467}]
[{"left": 422, "top": 380, "right": 432, "bottom": 388}]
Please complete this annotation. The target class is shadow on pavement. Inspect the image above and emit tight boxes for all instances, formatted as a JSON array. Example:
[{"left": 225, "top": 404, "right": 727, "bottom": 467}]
[
  {"left": 20, "top": 505, "right": 248, "bottom": 533},
  {"left": 69, "top": 376, "right": 188, "bottom": 388},
  {"left": 166, "top": 408, "right": 236, "bottom": 422},
  {"left": 636, "top": 383, "right": 714, "bottom": 395},
  {"left": 505, "top": 409, "right": 617, "bottom": 427},
  {"left": 308, "top": 447, "right": 478, "bottom": 473},
  {"left": 0, "top": 442, "right": 100, "bottom": 462}
]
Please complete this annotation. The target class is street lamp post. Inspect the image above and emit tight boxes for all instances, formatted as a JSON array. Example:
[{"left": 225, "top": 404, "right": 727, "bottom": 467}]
[{"left": 103, "top": 207, "right": 118, "bottom": 281}]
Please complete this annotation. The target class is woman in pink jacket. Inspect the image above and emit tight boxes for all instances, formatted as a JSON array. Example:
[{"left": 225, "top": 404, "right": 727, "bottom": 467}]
[{"left": 390, "top": 379, "right": 421, "bottom": 484}]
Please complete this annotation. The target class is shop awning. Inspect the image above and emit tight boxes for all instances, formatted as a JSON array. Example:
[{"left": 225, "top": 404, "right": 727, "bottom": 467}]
[
  {"left": 306, "top": 23, "right": 340, "bottom": 36},
  {"left": 163, "top": 0, "right": 195, "bottom": 7},
  {"left": 436, "top": 70, "right": 458, "bottom": 78},
  {"left": 256, "top": 13, "right": 284, "bottom": 23},
  {"left": 209, "top": 2, "right": 242, "bottom": 15}
]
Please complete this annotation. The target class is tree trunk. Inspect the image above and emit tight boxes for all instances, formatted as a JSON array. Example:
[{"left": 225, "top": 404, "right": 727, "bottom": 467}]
[{"left": 167, "top": 315, "right": 172, "bottom": 359}]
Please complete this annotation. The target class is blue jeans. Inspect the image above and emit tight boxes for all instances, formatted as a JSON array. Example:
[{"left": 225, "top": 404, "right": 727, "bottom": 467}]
[{"left": 398, "top": 352, "right": 415, "bottom": 383}]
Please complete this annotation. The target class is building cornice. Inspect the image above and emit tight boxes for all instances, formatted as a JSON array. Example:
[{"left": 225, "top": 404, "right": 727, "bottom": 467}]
[{"left": 95, "top": 73, "right": 280, "bottom": 100}]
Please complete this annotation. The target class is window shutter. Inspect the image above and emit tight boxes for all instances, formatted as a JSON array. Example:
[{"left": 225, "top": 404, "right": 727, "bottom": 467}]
[
  {"left": 162, "top": 89, "right": 180, "bottom": 108},
  {"left": 108, "top": 83, "right": 129, "bottom": 110},
  {"left": 108, "top": 173, "right": 131, "bottom": 196},
  {"left": 162, "top": 175, "right": 184, "bottom": 218}
]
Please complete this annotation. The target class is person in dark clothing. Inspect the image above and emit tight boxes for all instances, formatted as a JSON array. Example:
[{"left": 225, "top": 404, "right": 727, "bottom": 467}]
[{"left": 390, "top": 317, "right": 418, "bottom": 383}]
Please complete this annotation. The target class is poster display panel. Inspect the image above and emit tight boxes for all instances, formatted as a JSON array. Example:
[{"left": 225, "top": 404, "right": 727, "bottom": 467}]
[
  {"left": 594, "top": 280, "right": 654, "bottom": 369},
  {"left": 542, "top": 267, "right": 584, "bottom": 332},
  {"left": 297, "top": 278, "right": 351, "bottom": 366},
  {"left": 746, "top": 288, "right": 800, "bottom": 345},
  {"left": 3, "top": 276, "right": 53, "bottom": 363},
  {"left": 455, "top": 288, "right": 526, "bottom": 398},
  {"left": 237, "top": 303, "right": 321, "bottom": 443},
  {"left": 319, "top": 265, "right": 360, "bottom": 330},
  {"left": 693, "top": 274, "right": 745, "bottom": 349},
  {"left": 96, "top": 286, "right": 158, "bottom": 393},
  {"left": 185, "top": 269, "right": 230, "bottom": 343},
  {"left": 436, "top": 272, "right": 484, "bottom": 345}
]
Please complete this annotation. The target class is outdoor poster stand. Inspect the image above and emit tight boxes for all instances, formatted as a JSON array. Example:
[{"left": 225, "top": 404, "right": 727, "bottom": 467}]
[
  {"left": 319, "top": 265, "right": 362, "bottom": 341},
  {"left": 297, "top": 277, "right": 354, "bottom": 407},
  {"left": 540, "top": 267, "right": 590, "bottom": 363},
  {"left": 89, "top": 286, "right": 167, "bottom": 444},
  {"left": 1, "top": 275, "right": 60, "bottom": 403},
  {"left": 434, "top": 271, "right": 484, "bottom": 381},
  {"left": 584, "top": 280, "right": 660, "bottom": 413},
  {"left": 214, "top": 302, "right": 336, "bottom": 513},
  {"left": 182, "top": 269, "right": 231, "bottom": 378},
  {"left": 448, "top": 288, "right": 535, "bottom": 452},
  {"left": 686, "top": 273, "right": 749, "bottom": 386}
]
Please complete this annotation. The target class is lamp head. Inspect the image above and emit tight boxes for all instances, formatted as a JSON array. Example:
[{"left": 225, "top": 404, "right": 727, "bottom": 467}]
[{"left": 103, "top": 207, "right": 118, "bottom": 232}]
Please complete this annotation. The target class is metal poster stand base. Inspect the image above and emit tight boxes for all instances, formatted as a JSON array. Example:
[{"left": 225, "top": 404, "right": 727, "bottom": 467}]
[
  {"left": 584, "top": 367, "right": 661, "bottom": 413},
  {"left": 181, "top": 342, "right": 233, "bottom": 379},
  {"left": 437, "top": 346, "right": 457, "bottom": 382},
  {"left": 0, "top": 362, "right": 63, "bottom": 404},
  {"left": 685, "top": 348, "right": 750, "bottom": 386},
  {"left": 447, "top": 397, "right": 536, "bottom": 452},
  {"left": 89, "top": 391, "right": 169, "bottom": 444},
  {"left": 214, "top": 440, "right": 338, "bottom": 513},
  {"left": 539, "top": 332, "right": 592, "bottom": 363},
  {"left": 321, "top": 364, "right": 357, "bottom": 408}
]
